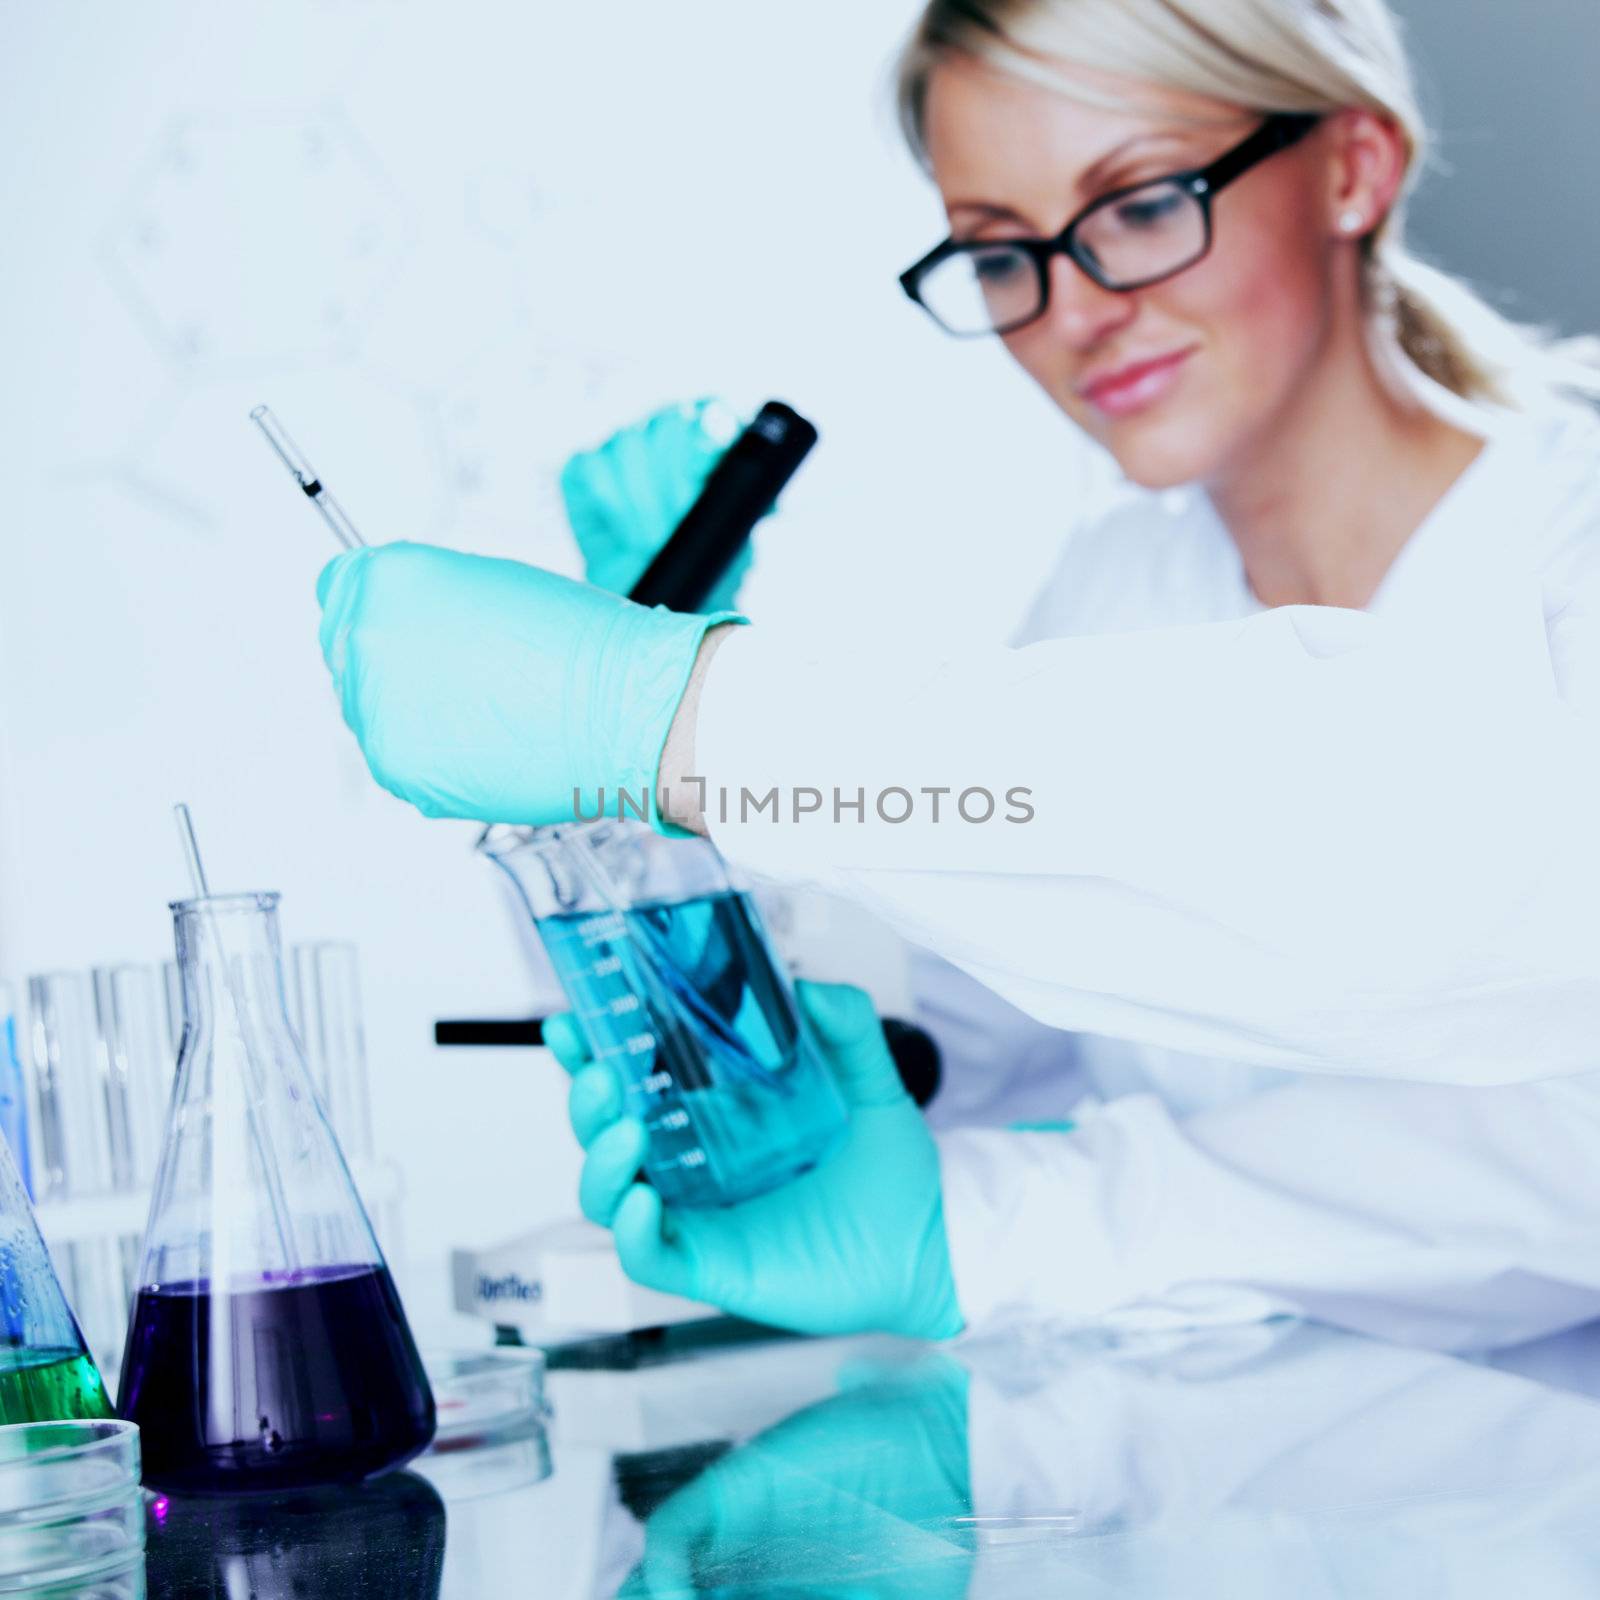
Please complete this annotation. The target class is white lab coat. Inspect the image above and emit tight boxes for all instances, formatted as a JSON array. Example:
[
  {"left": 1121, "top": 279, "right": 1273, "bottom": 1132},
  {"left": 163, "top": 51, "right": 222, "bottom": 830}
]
[
  {"left": 698, "top": 398, "right": 1600, "bottom": 1349},
  {"left": 701, "top": 398, "right": 1600, "bottom": 1083}
]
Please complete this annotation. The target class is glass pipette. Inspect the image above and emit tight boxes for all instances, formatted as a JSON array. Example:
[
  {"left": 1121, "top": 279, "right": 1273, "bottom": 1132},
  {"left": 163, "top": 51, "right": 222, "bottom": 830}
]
[{"left": 250, "top": 405, "right": 367, "bottom": 550}]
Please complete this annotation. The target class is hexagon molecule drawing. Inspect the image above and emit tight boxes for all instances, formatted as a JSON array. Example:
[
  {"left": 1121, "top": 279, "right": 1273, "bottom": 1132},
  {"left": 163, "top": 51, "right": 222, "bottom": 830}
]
[
  {"left": 101, "top": 107, "right": 413, "bottom": 370},
  {"left": 421, "top": 337, "right": 632, "bottom": 552}
]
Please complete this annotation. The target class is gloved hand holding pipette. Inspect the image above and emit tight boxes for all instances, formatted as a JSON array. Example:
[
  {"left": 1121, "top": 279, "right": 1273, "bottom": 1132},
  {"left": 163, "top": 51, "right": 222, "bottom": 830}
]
[
  {"left": 315, "top": 542, "right": 742, "bottom": 828},
  {"left": 304, "top": 391, "right": 802, "bottom": 831},
  {"left": 561, "top": 397, "right": 759, "bottom": 612},
  {"left": 546, "top": 980, "right": 965, "bottom": 1341}
]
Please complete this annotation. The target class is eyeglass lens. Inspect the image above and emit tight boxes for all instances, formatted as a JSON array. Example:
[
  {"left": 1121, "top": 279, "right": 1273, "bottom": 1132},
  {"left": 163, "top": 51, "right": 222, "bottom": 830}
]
[{"left": 919, "top": 177, "right": 1208, "bottom": 335}]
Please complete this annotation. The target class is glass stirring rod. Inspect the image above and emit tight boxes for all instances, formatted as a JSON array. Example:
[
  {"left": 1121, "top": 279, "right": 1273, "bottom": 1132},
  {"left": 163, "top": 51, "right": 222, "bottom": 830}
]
[{"left": 250, "top": 405, "right": 367, "bottom": 550}]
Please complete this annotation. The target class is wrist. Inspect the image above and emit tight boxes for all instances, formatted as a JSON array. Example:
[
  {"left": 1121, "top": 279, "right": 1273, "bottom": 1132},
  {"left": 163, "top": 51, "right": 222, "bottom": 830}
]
[{"left": 655, "top": 620, "right": 743, "bottom": 834}]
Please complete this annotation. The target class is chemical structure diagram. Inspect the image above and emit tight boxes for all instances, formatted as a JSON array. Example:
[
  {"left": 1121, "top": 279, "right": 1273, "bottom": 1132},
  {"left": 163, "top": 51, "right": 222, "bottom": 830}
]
[{"left": 79, "top": 102, "right": 623, "bottom": 550}]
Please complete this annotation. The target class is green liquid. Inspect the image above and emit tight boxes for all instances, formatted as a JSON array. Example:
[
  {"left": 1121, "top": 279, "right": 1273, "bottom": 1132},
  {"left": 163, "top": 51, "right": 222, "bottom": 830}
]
[{"left": 0, "top": 1346, "right": 112, "bottom": 1424}]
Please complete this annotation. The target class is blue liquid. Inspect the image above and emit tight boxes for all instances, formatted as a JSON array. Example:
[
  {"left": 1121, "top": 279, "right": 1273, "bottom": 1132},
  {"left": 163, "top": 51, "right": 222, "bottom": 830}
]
[{"left": 538, "top": 891, "right": 848, "bottom": 1208}]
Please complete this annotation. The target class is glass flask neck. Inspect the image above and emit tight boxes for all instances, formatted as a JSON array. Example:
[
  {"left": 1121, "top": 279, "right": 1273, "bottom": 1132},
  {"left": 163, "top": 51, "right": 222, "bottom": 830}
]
[
  {"left": 173, "top": 893, "right": 294, "bottom": 1047},
  {"left": 140, "top": 890, "right": 386, "bottom": 1292}
]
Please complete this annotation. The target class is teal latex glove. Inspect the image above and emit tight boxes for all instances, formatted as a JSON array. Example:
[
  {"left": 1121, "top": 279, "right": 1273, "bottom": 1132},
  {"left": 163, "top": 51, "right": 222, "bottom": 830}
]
[
  {"left": 622, "top": 1357, "right": 973, "bottom": 1599},
  {"left": 316, "top": 540, "right": 741, "bottom": 827},
  {"left": 560, "top": 398, "right": 755, "bottom": 613},
  {"left": 545, "top": 980, "right": 965, "bottom": 1342}
]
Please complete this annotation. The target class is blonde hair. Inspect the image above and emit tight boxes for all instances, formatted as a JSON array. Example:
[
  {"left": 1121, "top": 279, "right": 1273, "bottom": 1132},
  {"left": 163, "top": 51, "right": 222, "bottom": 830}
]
[{"left": 897, "top": 0, "right": 1599, "bottom": 408}]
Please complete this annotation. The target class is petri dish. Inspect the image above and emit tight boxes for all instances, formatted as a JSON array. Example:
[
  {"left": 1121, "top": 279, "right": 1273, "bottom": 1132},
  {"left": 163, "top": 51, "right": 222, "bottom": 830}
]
[
  {"left": 416, "top": 1351, "right": 552, "bottom": 1502},
  {"left": 424, "top": 1349, "right": 547, "bottom": 1446},
  {"left": 0, "top": 1419, "right": 144, "bottom": 1593},
  {"left": 412, "top": 1417, "right": 552, "bottom": 1503}
]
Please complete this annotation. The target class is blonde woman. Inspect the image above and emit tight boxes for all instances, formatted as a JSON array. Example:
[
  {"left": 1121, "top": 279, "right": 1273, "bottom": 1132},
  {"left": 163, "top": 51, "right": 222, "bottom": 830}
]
[{"left": 318, "top": 0, "right": 1600, "bottom": 1345}]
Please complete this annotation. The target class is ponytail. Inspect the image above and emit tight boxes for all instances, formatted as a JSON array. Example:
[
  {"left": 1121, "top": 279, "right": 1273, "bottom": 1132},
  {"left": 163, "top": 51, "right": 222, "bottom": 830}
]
[{"left": 1370, "top": 243, "right": 1600, "bottom": 408}]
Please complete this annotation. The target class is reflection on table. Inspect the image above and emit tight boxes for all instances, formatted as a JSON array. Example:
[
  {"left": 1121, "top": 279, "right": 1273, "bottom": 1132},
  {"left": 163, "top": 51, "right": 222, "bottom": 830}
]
[{"left": 135, "top": 1315, "right": 1600, "bottom": 1597}]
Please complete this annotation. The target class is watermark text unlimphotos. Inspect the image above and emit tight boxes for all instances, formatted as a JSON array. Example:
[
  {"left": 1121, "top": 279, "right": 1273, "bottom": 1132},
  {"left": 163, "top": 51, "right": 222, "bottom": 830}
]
[{"left": 572, "top": 780, "right": 1035, "bottom": 826}]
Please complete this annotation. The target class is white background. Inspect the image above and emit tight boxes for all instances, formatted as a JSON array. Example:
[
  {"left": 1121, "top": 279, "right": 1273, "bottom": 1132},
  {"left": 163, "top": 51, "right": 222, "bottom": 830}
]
[{"left": 0, "top": 0, "right": 1593, "bottom": 1334}]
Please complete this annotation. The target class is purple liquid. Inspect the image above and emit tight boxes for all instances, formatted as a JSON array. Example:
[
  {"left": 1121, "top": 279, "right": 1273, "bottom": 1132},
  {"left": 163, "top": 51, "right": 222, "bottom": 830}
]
[{"left": 118, "top": 1263, "right": 436, "bottom": 1494}]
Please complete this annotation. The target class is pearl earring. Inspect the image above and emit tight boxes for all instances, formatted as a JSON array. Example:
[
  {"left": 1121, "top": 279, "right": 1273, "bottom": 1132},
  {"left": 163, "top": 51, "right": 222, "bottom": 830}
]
[{"left": 1339, "top": 210, "right": 1365, "bottom": 234}]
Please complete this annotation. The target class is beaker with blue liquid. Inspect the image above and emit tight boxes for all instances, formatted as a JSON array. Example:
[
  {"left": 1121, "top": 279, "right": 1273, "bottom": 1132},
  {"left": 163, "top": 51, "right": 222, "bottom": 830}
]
[{"left": 480, "top": 822, "right": 849, "bottom": 1209}]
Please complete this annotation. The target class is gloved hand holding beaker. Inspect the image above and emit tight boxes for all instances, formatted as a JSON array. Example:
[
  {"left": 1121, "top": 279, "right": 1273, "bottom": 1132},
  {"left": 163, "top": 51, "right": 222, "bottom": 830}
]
[
  {"left": 546, "top": 980, "right": 966, "bottom": 1342},
  {"left": 620, "top": 1355, "right": 973, "bottom": 1599},
  {"left": 561, "top": 397, "right": 758, "bottom": 612}
]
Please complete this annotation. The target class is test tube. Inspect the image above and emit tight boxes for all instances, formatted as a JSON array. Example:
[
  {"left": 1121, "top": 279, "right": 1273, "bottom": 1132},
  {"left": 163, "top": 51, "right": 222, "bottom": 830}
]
[
  {"left": 290, "top": 942, "right": 375, "bottom": 1162},
  {"left": 91, "top": 965, "right": 175, "bottom": 1191},
  {"left": 24, "top": 973, "right": 127, "bottom": 1367},
  {"left": 89, "top": 972, "right": 138, "bottom": 1196},
  {"left": 25, "top": 974, "right": 109, "bottom": 1203}
]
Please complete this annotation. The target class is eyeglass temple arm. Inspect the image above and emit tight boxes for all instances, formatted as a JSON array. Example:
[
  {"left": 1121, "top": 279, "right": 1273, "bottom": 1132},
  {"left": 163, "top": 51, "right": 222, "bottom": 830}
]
[{"left": 1198, "top": 112, "right": 1322, "bottom": 194}]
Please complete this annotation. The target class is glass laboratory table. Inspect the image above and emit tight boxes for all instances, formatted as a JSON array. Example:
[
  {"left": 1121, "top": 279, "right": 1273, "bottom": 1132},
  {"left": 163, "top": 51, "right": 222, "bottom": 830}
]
[{"left": 128, "top": 1315, "right": 1600, "bottom": 1597}]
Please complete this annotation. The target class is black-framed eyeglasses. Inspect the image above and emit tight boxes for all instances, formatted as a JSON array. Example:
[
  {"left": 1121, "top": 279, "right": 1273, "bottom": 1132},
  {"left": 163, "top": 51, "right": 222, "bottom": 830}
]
[{"left": 899, "top": 112, "right": 1321, "bottom": 339}]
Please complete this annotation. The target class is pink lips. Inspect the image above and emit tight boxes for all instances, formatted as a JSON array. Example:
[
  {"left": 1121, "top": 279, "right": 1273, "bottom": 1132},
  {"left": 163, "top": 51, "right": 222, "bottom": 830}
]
[{"left": 1079, "top": 347, "right": 1198, "bottom": 418}]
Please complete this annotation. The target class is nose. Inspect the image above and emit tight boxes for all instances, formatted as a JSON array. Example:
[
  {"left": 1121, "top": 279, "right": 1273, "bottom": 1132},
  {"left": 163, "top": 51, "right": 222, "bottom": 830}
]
[{"left": 1037, "top": 254, "right": 1137, "bottom": 350}]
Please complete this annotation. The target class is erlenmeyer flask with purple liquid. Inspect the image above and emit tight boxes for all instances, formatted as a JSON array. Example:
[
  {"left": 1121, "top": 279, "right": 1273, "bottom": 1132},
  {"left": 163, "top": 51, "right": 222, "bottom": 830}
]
[{"left": 118, "top": 825, "right": 434, "bottom": 1493}]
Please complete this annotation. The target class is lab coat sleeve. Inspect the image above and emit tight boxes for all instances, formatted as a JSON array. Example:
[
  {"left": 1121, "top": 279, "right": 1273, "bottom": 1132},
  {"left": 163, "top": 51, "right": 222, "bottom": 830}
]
[
  {"left": 695, "top": 556, "right": 1600, "bottom": 1083},
  {"left": 905, "top": 943, "right": 1089, "bottom": 1130},
  {"left": 937, "top": 1068, "right": 1600, "bottom": 1351}
]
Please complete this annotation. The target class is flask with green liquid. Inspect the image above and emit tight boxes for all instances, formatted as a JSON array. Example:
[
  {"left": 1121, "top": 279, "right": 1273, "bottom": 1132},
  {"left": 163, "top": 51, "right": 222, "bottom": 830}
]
[{"left": 0, "top": 1119, "right": 111, "bottom": 1424}]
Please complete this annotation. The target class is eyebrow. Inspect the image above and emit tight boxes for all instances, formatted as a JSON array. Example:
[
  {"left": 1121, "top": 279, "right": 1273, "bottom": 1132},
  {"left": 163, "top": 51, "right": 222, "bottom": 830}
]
[
  {"left": 945, "top": 130, "right": 1199, "bottom": 229},
  {"left": 1075, "top": 130, "right": 1194, "bottom": 196}
]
